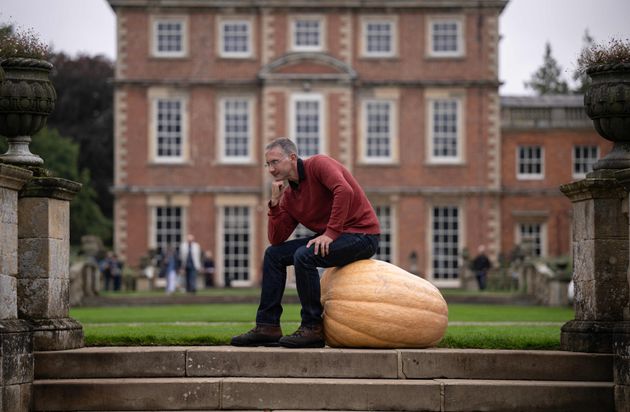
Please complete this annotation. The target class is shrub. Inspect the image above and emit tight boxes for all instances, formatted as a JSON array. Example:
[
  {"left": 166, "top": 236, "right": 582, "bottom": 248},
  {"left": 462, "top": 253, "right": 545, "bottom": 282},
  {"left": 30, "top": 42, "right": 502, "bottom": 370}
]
[
  {"left": 577, "top": 37, "right": 630, "bottom": 74},
  {"left": 0, "top": 24, "right": 51, "bottom": 60}
]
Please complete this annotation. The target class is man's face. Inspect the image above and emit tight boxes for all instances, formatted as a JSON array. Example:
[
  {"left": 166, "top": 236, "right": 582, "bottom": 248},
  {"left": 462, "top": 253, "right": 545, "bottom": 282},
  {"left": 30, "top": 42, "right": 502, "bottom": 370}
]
[{"left": 265, "top": 147, "right": 292, "bottom": 181}]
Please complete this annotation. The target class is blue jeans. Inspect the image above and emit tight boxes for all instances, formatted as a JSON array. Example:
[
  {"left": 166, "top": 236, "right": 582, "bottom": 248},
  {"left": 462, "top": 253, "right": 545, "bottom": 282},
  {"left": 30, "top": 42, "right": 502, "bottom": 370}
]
[
  {"left": 185, "top": 267, "right": 197, "bottom": 293},
  {"left": 256, "top": 233, "right": 379, "bottom": 327}
]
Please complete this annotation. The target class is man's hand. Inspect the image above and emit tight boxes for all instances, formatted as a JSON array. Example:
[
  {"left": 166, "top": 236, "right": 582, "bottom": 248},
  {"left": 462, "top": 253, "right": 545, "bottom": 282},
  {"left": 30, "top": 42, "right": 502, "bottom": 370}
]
[
  {"left": 270, "top": 180, "right": 286, "bottom": 207},
  {"left": 307, "top": 234, "right": 334, "bottom": 257}
]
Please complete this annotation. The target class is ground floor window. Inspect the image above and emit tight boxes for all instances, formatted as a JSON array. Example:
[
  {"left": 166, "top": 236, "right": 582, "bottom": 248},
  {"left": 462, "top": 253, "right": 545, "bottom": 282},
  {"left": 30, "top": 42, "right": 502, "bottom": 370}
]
[
  {"left": 222, "top": 206, "right": 251, "bottom": 283},
  {"left": 154, "top": 206, "right": 183, "bottom": 252},
  {"left": 518, "top": 223, "right": 543, "bottom": 257},
  {"left": 431, "top": 205, "right": 460, "bottom": 280},
  {"left": 375, "top": 205, "right": 392, "bottom": 262}
]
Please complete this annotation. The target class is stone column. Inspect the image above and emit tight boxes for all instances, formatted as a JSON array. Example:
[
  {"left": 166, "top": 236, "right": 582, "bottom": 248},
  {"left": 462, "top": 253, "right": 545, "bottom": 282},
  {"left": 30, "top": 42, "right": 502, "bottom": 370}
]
[
  {"left": 0, "top": 164, "right": 33, "bottom": 411},
  {"left": 560, "top": 169, "right": 629, "bottom": 353},
  {"left": 17, "top": 176, "right": 83, "bottom": 351},
  {"left": 613, "top": 169, "right": 630, "bottom": 411}
]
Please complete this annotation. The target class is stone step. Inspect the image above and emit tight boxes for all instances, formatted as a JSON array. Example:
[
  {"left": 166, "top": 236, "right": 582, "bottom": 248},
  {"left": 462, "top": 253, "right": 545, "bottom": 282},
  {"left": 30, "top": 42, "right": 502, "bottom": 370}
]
[
  {"left": 35, "top": 346, "right": 613, "bottom": 382},
  {"left": 32, "top": 377, "right": 614, "bottom": 412}
]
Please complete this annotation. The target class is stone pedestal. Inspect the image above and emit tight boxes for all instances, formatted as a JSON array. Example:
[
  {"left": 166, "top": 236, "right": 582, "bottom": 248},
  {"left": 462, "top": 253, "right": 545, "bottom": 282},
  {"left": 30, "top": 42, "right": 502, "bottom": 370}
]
[
  {"left": 17, "top": 176, "right": 83, "bottom": 351},
  {"left": 0, "top": 164, "right": 33, "bottom": 412},
  {"left": 560, "top": 170, "right": 629, "bottom": 353}
]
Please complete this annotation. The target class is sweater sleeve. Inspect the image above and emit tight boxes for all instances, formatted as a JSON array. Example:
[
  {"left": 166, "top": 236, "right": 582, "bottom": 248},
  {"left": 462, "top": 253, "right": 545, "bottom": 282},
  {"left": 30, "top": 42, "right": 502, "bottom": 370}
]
[
  {"left": 312, "top": 157, "right": 353, "bottom": 240},
  {"left": 267, "top": 200, "right": 298, "bottom": 245}
]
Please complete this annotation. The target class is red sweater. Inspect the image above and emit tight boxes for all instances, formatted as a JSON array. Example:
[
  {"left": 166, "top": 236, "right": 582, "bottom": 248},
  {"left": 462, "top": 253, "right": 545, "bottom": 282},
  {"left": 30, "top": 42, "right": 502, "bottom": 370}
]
[{"left": 268, "top": 155, "right": 380, "bottom": 245}]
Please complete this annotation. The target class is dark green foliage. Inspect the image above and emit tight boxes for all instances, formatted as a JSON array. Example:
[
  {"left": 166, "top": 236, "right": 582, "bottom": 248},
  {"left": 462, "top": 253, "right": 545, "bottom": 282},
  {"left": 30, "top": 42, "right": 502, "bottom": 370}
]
[{"left": 525, "top": 42, "right": 569, "bottom": 95}]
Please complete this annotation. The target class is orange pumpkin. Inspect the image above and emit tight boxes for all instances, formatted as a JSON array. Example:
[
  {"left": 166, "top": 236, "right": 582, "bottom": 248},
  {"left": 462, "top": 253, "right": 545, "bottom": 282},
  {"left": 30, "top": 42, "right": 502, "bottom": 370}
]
[{"left": 320, "top": 259, "right": 448, "bottom": 348}]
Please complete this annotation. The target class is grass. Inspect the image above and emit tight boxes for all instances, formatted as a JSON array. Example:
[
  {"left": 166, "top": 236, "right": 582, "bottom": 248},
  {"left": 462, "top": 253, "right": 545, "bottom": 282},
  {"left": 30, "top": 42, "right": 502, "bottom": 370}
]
[{"left": 71, "top": 303, "right": 573, "bottom": 349}]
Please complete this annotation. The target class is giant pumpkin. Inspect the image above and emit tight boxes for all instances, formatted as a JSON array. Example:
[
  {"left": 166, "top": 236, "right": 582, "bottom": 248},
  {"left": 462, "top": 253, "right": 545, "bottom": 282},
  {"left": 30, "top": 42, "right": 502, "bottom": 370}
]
[{"left": 320, "top": 259, "right": 448, "bottom": 348}]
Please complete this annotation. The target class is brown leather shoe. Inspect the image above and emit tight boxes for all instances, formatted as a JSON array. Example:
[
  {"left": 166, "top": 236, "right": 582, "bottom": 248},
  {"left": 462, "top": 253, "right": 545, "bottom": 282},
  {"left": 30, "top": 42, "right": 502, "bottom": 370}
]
[
  {"left": 230, "top": 324, "right": 283, "bottom": 347},
  {"left": 278, "top": 324, "right": 325, "bottom": 348}
]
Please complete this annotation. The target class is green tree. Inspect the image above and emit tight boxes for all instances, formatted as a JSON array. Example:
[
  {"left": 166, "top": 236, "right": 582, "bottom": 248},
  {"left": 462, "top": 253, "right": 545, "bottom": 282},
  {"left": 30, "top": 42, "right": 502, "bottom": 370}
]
[
  {"left": 525, "top": 42, "right": 569, "bottom": 95},
  {"left": 47, "top": 52, "right": 114, "bottom": 219},
  {"left": 572, "top": 29, "right": 595, "bottom": 94},
  {"left": 0, "top": 128, "right": 112, "bottom": 245}
]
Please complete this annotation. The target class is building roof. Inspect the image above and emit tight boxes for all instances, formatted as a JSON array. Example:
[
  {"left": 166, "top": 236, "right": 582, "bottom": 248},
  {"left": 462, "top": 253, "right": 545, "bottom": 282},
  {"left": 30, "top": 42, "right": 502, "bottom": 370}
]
[
  {"left": 501, "top": 95, "right": 585, "bottom": 108},
  {"left": 107, "top": 0, "right": 508, "bottom": 10}
]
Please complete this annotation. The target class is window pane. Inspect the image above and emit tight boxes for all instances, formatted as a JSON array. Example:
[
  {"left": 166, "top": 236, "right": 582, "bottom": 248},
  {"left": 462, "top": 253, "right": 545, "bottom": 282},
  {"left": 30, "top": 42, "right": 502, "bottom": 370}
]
[
  {"left": 518, "top": 146, "right": 543, "bottom": 177},
  {"left": 223, "top": 206, "right": 251, "bottom": 282},
  {"left": 157, "top": 99, "right": 183, "bottom": 158},
  {"left": 432, "top": 100, "right": 458, "bottom": 158},
  {"left": 432, "top": 206, "right": 459, "bottom": 279},
  {"left": 366, "top": 101, "right": 391, "bottom": 159},
  {"left": 432, "top": 21, "right": 459, "bottom": 53},
  {"left": 224, "top": 99, "right": 250, "bottom": 158},
  {"left": 155, "top": 206, "right": 183, "bottom": 252},
  {"left": 366, "top": 21, "right": 392, "bottom": 54},
  {"left": 520, "top": 223, "right": 542, "bottom": 257},
  {"left": 222, "top": 22, "right": 249, "bottom": 54},
  {"left": 375, "top": 205, "right": 392, "bottom": 262},
  {"left": 294, "top": 19, "right": 321, "bottom": 48},
  {"left": 156, "top": 21, "right": 183, "bottom": 53},
  {"left": 294, "top": 99, "right": 320, "bottom": 157},
  {"left": 573, "top": 145, "right": 598, "bottom": 176}
]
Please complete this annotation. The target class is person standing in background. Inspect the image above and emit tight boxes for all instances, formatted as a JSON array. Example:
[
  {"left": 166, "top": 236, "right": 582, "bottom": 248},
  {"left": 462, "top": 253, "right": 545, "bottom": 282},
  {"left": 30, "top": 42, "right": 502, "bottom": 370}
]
[
  {"left": 470, "top": 245, "right": 492, "bottom": 291},
  {"left": 180, "top": 234, "right": 202, "bottom": 294}
]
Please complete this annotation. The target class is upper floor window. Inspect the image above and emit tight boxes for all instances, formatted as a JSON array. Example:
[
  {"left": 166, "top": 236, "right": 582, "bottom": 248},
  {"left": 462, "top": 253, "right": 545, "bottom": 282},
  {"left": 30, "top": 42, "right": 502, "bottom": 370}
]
[
  {"left": 573, "top": 145, "right": 599, "bottom": 178},
  {"left": 220, "top": 97, "right": 253, "bottom": 163},
  {"left": 291, "top": 93, "right": 324, "bottom": 157},
  {"left": 427, "top": 95, "right": 463, "bottom": 164},
  {"left": 517, "top": 145, "right": 544, "bottom": 180},
  {"left": 220, "top": 20, "right": 252, "bottom": 58},
  {"left": 363, "top": 100, "right": 394, "bottom": 163},
  {"left": 427, "top": 16, "right": 464, "bottom": 58},
  {"left": 291, "top": 17, "right": 324, "bottom": 52},
  {"left": 152, "top": 17, "right": 187, "bottom": 58},
  {"left": 362, "top": 19, "right": 396, "bottom": 57},
  {"left": 153, "top": 98, "right": 186, "bottom": 163}
]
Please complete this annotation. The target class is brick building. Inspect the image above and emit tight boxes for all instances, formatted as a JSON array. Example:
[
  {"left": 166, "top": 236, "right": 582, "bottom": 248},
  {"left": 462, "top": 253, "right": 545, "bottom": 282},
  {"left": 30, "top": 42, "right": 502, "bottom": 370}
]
[{"left": 106, "top": 0, "right": 608, "bottom": 288}]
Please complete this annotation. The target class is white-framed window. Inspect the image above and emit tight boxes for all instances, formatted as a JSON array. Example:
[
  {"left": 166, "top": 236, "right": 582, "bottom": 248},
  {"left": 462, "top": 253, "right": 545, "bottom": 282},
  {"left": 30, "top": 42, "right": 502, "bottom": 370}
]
[
  {"left": 517, "top": 145, "right": 544, "bottom": 180},
  {"left": 290, "top": 93, "right": 325, "bottom": 157},
  {"left": 151, "top": 17, "right": 188, "bottom": 58},
  {"left": 517, "top": 222, "right": 545, "bottom": 257},
  {"left": 222, "top": 206, "right": 252, "bottom": 285},
  {"left": 153, "top": 206, "right": 183, "bottom": 253},
  {"left": 431, "top": 205, "right": 460, "bottom": 281},
  {"left": 362, "top": 18, "right": 396, "bottom": 57},
  {"left": 219, "top": 97, "right": 253, "bottom": 163},
  {"left": 363, "top": 100, "right": 394, "bottom": 163},
  {"left": 427, "top": 16, "right": 464, "bottom": 58},
  {"left": 150, "top": 93, "right": 188, "bottom": 164},
  {"left": 220, "top": 19, "right": 252, "bottom": 58},
  {"left": 427, "top": 96, "right": 463, "bottom": 164},
  {"left": 375, "top": 205, "right": 393, "bottom": 263},
  {"left": 291, "top": 17, "right": 324, "bottom": 52},
  {"left": 573, "top": 145, "right": 599, "bottom": 178}
]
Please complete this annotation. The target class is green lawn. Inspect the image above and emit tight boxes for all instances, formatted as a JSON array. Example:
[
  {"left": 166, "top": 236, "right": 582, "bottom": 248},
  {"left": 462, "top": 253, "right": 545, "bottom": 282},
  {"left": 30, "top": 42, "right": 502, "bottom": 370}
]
[{"left": 71, "top": 303, "right": 573, "bottom": 349}]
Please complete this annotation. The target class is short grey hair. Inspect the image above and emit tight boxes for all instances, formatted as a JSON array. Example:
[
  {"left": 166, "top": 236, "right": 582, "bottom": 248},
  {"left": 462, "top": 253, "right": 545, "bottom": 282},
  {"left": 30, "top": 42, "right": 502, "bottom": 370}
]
[{"left": 265, "top": 137, "right": 298, "bottom": 156}]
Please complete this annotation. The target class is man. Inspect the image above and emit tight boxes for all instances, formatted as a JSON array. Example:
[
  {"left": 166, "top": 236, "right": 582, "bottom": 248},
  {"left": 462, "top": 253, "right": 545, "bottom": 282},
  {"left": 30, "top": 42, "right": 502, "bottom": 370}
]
[
  {"left": 179, "top": 234, "right": 202, "bottom": 293},
  {"left": 231, "top": 138, "right": 380, "bottom": 348},
  {"left": 470, "top": 245, "right": 492, "bottom": 291}
]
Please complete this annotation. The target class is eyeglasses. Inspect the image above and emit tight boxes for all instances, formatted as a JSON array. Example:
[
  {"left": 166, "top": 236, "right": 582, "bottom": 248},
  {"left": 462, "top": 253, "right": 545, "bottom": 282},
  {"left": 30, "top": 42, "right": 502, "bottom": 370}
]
[{"left": 264, "top": 156, "right": 286, "bottom": 168}]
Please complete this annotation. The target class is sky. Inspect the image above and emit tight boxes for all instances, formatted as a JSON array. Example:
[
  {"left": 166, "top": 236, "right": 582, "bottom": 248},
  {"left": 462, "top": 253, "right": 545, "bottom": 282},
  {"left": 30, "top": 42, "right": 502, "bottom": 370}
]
[{"left": 1, "top": 0, "right": 629, "bottom": 96}]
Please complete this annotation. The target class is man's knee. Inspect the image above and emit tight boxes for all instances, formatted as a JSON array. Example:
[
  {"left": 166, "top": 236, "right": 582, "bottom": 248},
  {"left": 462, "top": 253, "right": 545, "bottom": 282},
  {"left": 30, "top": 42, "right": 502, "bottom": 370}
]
[{"left": 293, "top": 245, "right": 315, "bottom": 267}]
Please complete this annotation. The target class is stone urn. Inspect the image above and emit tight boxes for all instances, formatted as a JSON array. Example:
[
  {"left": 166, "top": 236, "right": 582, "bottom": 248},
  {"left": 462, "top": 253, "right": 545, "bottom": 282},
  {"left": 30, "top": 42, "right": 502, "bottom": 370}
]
[
  {"left": 584, "top": 62, "right": 630, "bottom": 170},
  {"left": 0, "top": 57, "right": 56, "bottom": 166}
]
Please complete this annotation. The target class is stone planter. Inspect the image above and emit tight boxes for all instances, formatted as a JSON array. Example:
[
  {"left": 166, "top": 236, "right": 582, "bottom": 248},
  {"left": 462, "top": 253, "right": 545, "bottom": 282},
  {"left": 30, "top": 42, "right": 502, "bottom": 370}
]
[
  {"left": 584, "top": 62, "right": 630, "bottom": 170},
  {"left": 0, "top": 57, "right": 56, "bottom": 166}
]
